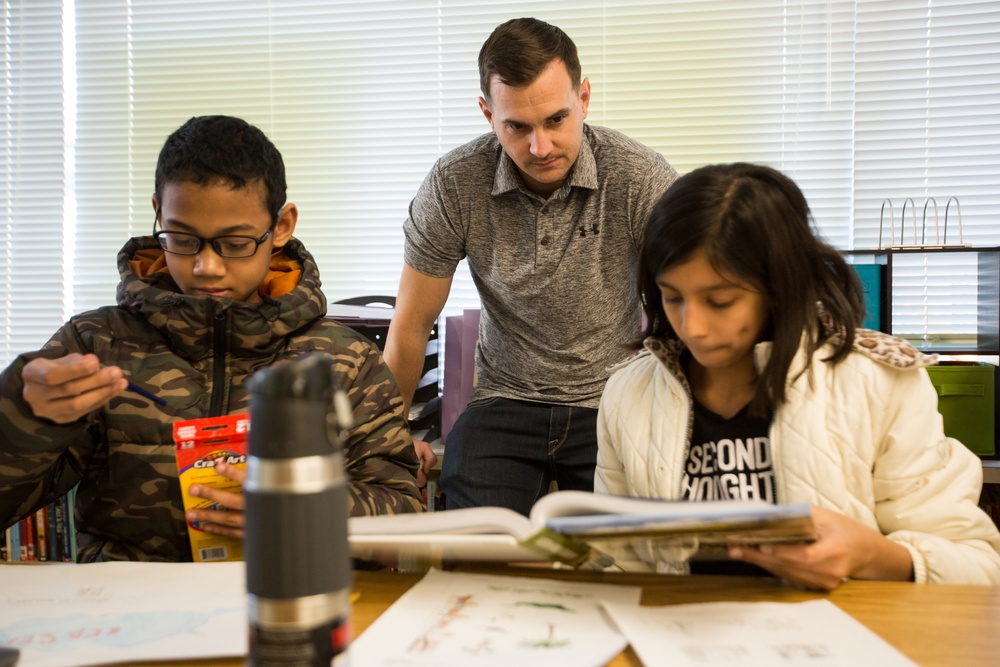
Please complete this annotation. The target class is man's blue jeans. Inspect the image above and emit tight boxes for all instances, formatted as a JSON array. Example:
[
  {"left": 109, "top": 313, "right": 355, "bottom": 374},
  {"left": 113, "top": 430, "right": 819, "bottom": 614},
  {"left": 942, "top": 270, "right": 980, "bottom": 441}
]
[{"left": 439, "top": 397, "right": 598, "bottom": 516}]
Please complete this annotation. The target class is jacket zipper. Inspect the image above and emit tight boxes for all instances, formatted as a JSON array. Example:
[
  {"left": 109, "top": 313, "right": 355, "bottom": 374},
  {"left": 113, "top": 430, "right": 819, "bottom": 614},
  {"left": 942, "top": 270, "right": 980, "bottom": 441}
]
[
  {"left": 209, "top": 304, "right": 228, "bottom": 417},
  {"left": 654, "top": 361, "right": 694, "bottom": 497}
]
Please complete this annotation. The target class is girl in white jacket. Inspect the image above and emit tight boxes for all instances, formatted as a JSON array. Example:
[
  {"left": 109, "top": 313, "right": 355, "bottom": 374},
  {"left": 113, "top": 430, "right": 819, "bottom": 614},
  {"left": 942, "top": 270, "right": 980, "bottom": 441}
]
[{"left": 596, "top": 163, "right": 1000, "bottom": 588}]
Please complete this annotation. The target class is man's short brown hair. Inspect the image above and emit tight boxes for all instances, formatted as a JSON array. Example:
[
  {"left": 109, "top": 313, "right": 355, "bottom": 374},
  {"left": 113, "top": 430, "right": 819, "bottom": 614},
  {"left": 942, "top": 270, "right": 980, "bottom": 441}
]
[{"left": 478, "top": 17, "right": 582, "bottom": 101}]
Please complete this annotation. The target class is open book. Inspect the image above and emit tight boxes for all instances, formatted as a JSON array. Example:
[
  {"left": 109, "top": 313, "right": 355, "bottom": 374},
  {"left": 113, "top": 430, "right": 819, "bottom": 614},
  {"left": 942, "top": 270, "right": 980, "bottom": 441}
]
[{"left": 349, "top": 491, "right": 816, "bottom": 569}]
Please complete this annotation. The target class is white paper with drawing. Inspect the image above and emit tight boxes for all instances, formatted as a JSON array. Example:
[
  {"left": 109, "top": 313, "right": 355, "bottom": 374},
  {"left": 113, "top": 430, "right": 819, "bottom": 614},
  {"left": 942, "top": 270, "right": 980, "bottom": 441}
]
[
  {"left": 0, "top": 561, "right": 246, "bottom": 667},
  {"left": 602, "top": 598, "right": 918, "bottom": 667},
  {"left": 351, "top": 568, "right": 641, "bottom": 666}
]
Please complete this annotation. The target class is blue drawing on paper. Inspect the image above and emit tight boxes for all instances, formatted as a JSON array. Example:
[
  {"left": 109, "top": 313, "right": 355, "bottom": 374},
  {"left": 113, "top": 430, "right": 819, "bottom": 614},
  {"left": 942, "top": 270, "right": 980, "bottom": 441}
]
[{"left": 0, "top": 608, "right": 239, "bottom": 653}]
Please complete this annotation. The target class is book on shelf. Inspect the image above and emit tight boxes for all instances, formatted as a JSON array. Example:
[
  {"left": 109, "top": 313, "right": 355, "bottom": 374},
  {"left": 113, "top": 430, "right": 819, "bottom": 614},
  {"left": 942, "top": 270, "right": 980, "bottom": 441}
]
[
  {"left": 2, "top": 493, "right": 76, "bottom": 562},
  {"left": 34, "top": 507, "right": 47, "bottom": 561},
  {"left": 348, "top": 490, "right": 816, "bottom": 570}
]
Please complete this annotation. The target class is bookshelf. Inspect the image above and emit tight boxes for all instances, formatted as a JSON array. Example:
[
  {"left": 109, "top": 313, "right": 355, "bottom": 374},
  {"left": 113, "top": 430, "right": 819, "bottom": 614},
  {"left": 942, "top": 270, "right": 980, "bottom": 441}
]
[{"left": 1, "top": 489, "right": 77, "bottom": 562}]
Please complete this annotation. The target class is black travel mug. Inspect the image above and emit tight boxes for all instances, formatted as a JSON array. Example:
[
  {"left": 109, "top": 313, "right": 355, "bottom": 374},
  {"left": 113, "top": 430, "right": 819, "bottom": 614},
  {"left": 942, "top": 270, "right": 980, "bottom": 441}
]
[{"left": 245, "top": 353, "right": 353, "bottom": 666}]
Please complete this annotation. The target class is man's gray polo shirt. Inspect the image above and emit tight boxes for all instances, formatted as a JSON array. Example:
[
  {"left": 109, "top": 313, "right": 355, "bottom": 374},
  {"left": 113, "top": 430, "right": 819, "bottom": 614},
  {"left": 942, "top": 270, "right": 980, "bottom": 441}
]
[{"left": 404, "top": 124, "right": 678, "bottom": 408}]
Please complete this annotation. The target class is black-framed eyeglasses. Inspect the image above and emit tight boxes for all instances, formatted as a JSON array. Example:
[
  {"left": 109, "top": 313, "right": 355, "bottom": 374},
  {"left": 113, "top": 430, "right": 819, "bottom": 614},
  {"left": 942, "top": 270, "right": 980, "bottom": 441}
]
[{"left": 153, "top": 214, "right": 275, "bottom": 258}]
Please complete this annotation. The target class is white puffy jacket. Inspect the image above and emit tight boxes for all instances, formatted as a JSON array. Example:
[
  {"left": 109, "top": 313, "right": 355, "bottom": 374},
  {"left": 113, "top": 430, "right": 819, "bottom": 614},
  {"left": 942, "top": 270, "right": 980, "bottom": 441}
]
[{"left": 596, "top": 331, "right": 1000, "bottom": 584}]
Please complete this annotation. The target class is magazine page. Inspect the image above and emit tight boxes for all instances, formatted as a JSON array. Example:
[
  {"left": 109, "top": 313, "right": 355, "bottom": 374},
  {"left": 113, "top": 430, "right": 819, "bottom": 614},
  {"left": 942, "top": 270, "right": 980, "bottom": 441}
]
[
  {"left": 346, "top": 492, "right": 814, "bottom": 570},
  {"left": 347, "top": 506, "right": 601, "bottom": 569},
  {"left": 348, "top": 508, "right": 552, "bottom": 568},
  {"left": 533, "top": 491, "right": 815, "bottom": 543},
  {"left": 349, "top": 506, "right": 532, "bottom": 537},
  {"left": 548, "top": 503, "right": 815, "bottom": 541},
  {"left": 349, "top": 532, "right": 551, "bottom": 569},
  {"left": 529, "top": 490, "right": 772, "bottom": 524},
  {"left": 524, "top": 492, "right": 815, "bottom": 571}
]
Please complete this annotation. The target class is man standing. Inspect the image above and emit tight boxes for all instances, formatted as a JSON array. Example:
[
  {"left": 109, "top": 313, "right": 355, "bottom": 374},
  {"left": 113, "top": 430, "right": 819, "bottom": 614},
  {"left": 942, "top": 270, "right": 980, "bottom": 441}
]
[{"left": 384, "top": 17, "right": 678, "bottom": 515}]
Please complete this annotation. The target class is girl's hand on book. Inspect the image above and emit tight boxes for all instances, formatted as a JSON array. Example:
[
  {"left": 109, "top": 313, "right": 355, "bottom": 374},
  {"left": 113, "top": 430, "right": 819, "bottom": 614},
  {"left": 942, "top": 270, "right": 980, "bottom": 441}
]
[
  {"left": 186, "top": 461, "right": 246, "bottom": 539},
  {"left": 727, "top": 506, "right": 914, "bottom": 590}
]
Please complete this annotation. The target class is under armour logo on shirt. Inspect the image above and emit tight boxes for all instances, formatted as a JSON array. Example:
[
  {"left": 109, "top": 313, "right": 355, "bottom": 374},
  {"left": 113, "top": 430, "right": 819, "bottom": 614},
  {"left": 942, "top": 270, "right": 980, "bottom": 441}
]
[{"left": 578, "top": 224, "right": 600, "bottom": 238}]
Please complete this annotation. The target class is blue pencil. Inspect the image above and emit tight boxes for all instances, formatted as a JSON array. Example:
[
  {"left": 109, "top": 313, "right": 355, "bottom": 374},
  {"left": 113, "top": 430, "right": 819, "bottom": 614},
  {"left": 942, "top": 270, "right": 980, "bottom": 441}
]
[{"left": 125, "top": 380, "right": 167, "bottom": 406}]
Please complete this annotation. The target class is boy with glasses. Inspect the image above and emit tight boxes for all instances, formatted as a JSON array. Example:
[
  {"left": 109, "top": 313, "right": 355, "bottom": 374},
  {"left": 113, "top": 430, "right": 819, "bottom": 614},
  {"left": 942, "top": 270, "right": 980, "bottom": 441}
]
[{"left": 0, "top": 115, "right": 423, "bottom": 562}]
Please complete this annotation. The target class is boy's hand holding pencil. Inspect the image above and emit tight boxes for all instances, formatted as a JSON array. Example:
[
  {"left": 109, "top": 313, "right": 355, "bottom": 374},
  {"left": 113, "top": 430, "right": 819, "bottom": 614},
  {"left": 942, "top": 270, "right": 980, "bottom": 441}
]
[{"left": 21, "top": 352, "right": 164, "bottom": 424}]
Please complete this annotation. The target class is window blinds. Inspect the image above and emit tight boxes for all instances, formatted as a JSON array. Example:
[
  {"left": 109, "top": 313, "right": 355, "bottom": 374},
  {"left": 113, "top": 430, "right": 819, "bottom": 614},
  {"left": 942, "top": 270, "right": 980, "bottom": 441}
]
[
  {"left": 1, "top": 0, "right": 998, "bottom": 367},
  {"left": 1, "top": 0, "right": 68, "bottom": 362},
  {"left": 854, "top": 1, "right": 1000, "bottom": 339}
]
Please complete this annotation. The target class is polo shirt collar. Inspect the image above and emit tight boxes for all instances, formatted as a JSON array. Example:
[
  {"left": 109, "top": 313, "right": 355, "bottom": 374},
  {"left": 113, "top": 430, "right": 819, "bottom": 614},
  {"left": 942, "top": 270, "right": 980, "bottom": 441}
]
[{"left": 491, "top": 126, "right": 599, "bottom": 198}]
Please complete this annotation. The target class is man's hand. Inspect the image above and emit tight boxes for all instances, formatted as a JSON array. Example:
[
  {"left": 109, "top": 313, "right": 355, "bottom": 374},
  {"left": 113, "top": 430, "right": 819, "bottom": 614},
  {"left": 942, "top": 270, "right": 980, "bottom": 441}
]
[
  {"left": 727, "top": 505, "right": 914, "bottom": 590},
  {"left": 186, "top": 461, "right": 247, "bottom": 539},
  {"left": 413, "top": 438, "right": 438, "bottom": 488},
  {"left": 21, "top": 353, "right": 128, "bottom": 424}
]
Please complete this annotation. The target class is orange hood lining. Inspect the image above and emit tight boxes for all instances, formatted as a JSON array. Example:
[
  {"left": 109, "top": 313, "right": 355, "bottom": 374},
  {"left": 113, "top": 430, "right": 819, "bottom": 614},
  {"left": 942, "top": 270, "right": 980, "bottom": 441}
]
[{"left": 128, "top": 246, "right": 302, "bottom": 299}]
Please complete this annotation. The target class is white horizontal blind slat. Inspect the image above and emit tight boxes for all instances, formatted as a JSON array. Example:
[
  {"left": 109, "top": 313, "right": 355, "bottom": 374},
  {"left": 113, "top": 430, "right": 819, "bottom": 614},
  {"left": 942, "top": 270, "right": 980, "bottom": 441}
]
[
  {"left": 0, "top": 0, "right": 67, "bottom": 364},
  {"left": 2, "top": 1, "right": 999, "bottom": 368},
  {"left": 855, "top": 2, "right": 1000, "bottom": 339}
]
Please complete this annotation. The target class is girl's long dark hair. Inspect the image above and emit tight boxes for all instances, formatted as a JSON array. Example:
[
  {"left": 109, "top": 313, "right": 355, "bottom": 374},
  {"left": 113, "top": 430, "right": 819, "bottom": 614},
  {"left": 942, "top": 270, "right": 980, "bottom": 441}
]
[{"left": 637, "top": 163, "right": 866, "bottom": 417}]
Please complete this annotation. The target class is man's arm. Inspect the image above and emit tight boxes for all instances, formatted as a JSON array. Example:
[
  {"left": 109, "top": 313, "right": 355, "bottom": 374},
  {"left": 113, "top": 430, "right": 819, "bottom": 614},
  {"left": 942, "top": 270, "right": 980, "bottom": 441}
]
[{"left": 384, "top": 264, "right": 453, "bottom": 415}]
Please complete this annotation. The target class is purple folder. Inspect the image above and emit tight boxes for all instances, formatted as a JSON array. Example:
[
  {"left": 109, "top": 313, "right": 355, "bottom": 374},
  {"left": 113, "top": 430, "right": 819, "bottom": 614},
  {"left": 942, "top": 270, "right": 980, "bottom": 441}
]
[{"left": 442, "top": 309, "right": 480, "bottom": 440}]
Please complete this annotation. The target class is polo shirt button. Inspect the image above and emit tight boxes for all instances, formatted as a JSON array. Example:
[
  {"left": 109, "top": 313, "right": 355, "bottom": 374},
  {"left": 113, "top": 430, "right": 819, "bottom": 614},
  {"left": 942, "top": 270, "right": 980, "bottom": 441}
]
[{"left": 540, "top": 236, "right": 550, "bottom": 246}]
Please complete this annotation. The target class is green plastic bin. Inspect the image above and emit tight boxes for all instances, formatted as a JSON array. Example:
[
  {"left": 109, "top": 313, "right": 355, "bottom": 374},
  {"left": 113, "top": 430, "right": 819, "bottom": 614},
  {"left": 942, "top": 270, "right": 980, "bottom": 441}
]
[{"left": 926, "top": 363, "right": 996, "bottom": 456}]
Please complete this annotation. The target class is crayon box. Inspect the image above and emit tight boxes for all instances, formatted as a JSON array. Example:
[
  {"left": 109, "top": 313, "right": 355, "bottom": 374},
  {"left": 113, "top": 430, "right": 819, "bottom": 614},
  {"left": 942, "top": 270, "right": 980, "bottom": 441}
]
[{"left": 173, "top": 414, "right": 250, "bottom": 562}]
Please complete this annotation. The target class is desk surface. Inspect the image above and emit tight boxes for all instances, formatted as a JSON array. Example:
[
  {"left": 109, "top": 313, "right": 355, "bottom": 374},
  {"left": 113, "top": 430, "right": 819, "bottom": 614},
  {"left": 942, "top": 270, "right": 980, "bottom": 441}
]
[{"left": 144, "top": 566, "right": 999, "bottom": 667}]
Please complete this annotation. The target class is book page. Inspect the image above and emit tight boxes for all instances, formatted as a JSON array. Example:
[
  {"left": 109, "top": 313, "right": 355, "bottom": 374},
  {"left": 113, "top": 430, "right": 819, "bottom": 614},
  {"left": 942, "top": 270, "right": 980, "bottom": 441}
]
[
  {"left": 602, "top": 598, "right": 918, "bottom": 667},
  {"left": 349, "top": 506, "right": 532, "bottom": 537},
  {"left": 534, "top": 491, "right": 815, "bottom": 544},
  {"left": 531, "top": 490, "right": 773, "bottom": 524},
  {"left": 348, "top": 508, "right": 554, "bottom": 568},
  {"left": 0, "top": 561, "right": 245, "bottom": 667},
  {"left": 347, "top": 493, "right": 815, "bottom": 569},
  {"left": 351, "top": 568, "right": 641, "bottom": 667}
]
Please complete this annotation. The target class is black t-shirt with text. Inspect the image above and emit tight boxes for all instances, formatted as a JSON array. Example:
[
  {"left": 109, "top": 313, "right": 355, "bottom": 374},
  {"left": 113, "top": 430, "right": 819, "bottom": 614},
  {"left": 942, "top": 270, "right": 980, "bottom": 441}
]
[
  {"left": 681, "top": 398, "right": 776, "bottom": 503},
  {"left": 680, "top": 370, "right": 777, "bottom": 577}
]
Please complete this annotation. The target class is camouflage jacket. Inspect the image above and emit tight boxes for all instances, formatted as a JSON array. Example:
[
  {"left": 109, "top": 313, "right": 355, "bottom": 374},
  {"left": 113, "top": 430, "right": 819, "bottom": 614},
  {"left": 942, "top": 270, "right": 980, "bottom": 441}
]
[{"left": 0, "top": 236, "right": 423, "bottom": 562}]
